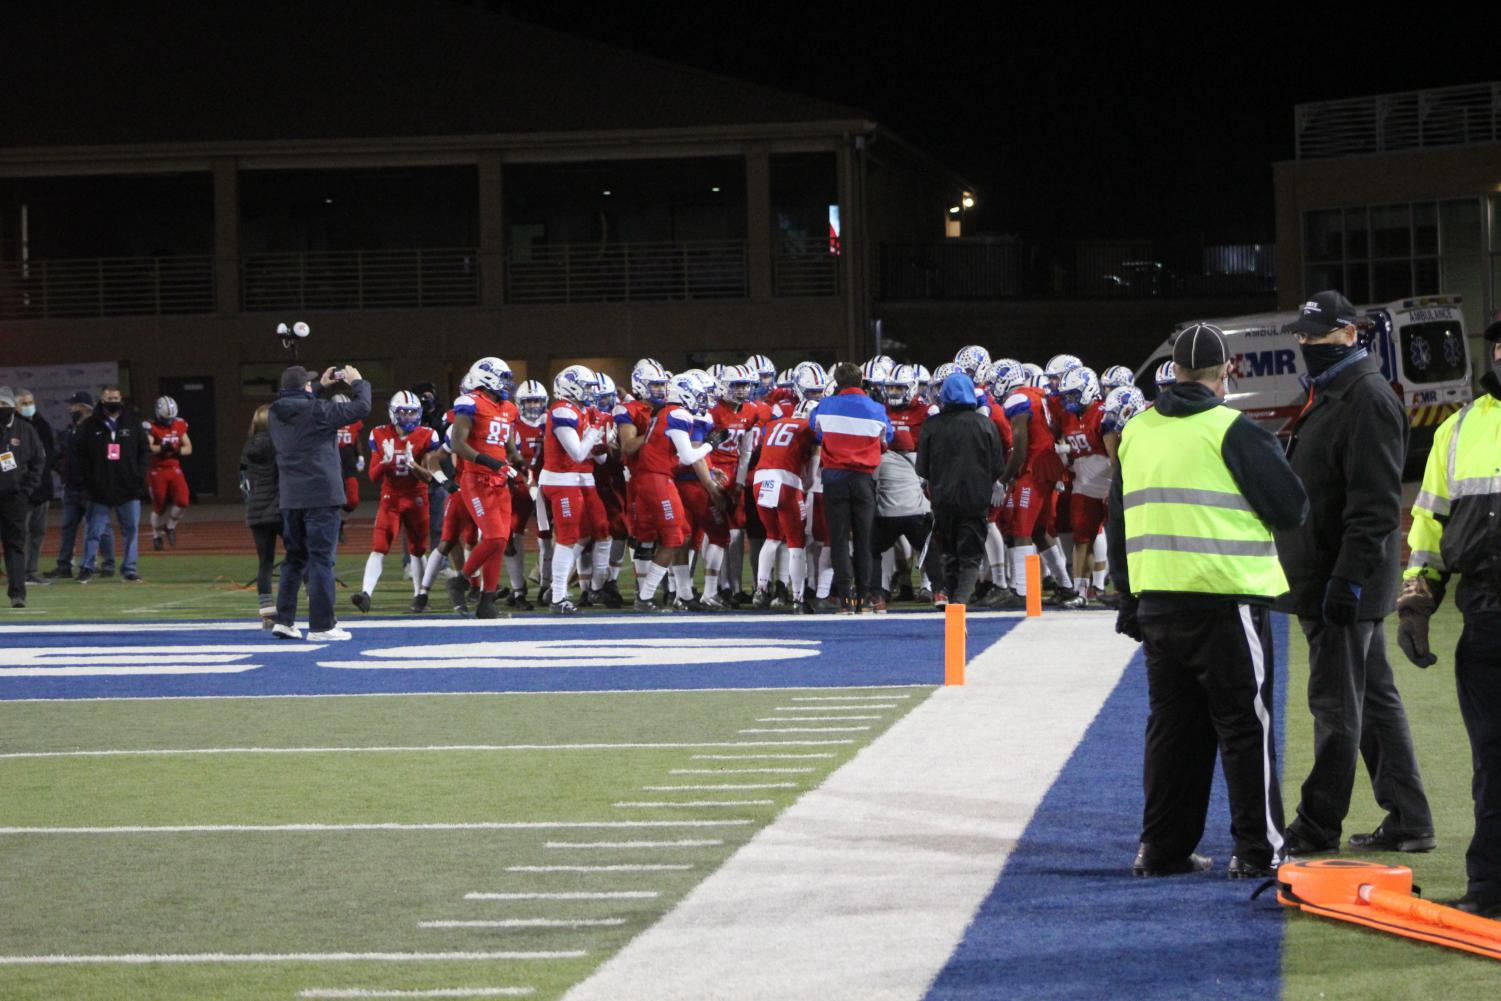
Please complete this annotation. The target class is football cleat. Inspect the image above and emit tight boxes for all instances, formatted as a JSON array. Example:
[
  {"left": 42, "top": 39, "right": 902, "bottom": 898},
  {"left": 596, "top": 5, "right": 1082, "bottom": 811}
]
[
  {"left": 634, "top": 597, "right": 669, "bottom": 613},
  {"left": 474, "top": 592, "right": 500, "bottom": 619},
  {"left": 752, "top": 587, "right": 772, "bottom": 610},
  {"left": 152, "top": 534, "right": 164, "bottom": 551},
  {"left": 408, "top": 593, "right": 429, "bottom": 614},
  {"left": 578, "top": 587, "right": 595, "bottom": 608},
  {"left": 673, "top": 595, "right": 707, "bottom": 612},
  {"left": 166, "top": 526, "right": 177, "bottom": 547},
  {"left": 446, "top": 575, "right": 470, "bottom": 615},
  {"left": 351, "top": 591, "right": 371, "bottom": 613},
  {"left": 600, "top": 580, "right": 624, "bottom": 608},
  {"left": 551, "top": 599, "right": 579, "bottom": 615},
  {"left": 701, "top": 590, "right": 729, "bottom": 610},
  {"left": 510, "top": 590, "right": 534, "bottom": 611}
]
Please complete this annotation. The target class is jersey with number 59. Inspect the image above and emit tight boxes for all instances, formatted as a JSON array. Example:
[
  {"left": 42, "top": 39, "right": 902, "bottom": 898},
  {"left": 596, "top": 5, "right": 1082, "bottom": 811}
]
[
  {"left": 451, "top": 392, "right": 518, "bottom": 466},
  {"left": 368, "top": 424, "right": 440, "bottom": 497}
]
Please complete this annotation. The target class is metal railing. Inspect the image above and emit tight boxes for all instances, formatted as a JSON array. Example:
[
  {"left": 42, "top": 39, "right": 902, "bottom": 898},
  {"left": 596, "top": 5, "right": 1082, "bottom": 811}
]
[
  {"left": 771, "top": 241, "right": 840, "bottom": 297},
  {"left": 240, "top": 248, "right": 479, "bottom": 311},
  {"left": 505, "top": 240, "right": 748, "bottom": 305},
  {"left": 1295, "top": 82, "right": 1501, "bottom": 159},
  {"left": 0, "top": 255, "right": 215, "bottom": 319},
  {"left": 880, "top": 241, "right": 1029, "bottom": 300}
]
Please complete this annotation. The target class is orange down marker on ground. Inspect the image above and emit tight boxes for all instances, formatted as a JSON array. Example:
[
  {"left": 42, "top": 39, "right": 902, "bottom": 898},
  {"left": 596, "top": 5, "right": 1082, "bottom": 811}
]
[
  {"left": 944, "top": 603, "right": 966, "bottom": 685},
  {"left": 1025, "top": 554, "right": 1043, "bottom": 617}
]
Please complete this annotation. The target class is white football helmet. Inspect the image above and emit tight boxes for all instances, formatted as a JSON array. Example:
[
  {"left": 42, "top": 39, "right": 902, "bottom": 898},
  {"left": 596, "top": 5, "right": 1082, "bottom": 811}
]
[
  {"left": 594, "top": 372, "right": 619, "bottom": 409},
  {"left": 746, "top": 354, "right": 777, "bottom": 397},
  {"left": 154, "top": 396, "right": 178, "bottom": 421},
  {"left": 793, "top": 398, "right": 818, "bottom": 420},
  {"left": 1045, "top": 354, "right": 1083, "bottom": 377},
  {"left": 1154, "top": 360, "right": 1177, "bottom": 388},
  {"left": 458, "top": 371, "right": 480, "bottom": 395},
  {"left": 1102, "top": 386, "right": 1147, "bottom": 431},
  {"left": 631, "top": 358, "right": 672, "bottom": 405},
  {"left": 468, "top": 367, "right": 506, "bottom": 396},
  {"left": 553, "top": 364, "right": 598, "bottom": 404},
  {"left": 514, "top": 379, "right": 548, "bottom": 422},
  {"left": 776, "top": 368, "right": 794, "bottom": 390},
  {"left": 954, "top": 345, "right": 991, "bottom": 378},
  {"left": 1058, "top": 367, "right": 1101, "bottom": 413},
  {"left": 1100, "top": 365, "right": 1135, "bottom": 392},
  {"left": 470, "top": 357, "right": 514, "bottom": 397},
  {"left": 793, "top": 361, "right": 828, "bottom": 402},
  {"left": 929, "top": 362, "right": 957, "bottom": 402},
  {"left": 388, "top": 389, "right": 423, "bottom": 431},
  {"left": 913, "top": 364, "right": 933, "bottom": 395},
  {"left": 861, "top": 356, "right": 894, "bottom": 387},
  {"left": 884, "top": 364, "right": 920, "bottom": 407},
  {"left": 721, "top": 364, "right": 757, "bottom": 405},
  {"left": 667, "top": 373, "right": 708, "bottom": 414},
  {"left": 989, "top": 358, "right": 1026, "bottom": 397}
]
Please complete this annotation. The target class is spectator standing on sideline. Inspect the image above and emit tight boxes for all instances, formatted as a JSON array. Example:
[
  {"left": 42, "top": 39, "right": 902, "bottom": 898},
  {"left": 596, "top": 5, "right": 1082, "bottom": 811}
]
[
  {"left": 1107, "top": 324, "right": 1308, "bottom": 881},
  {"left": 268, "top": 364, "right": 370, "bottom": 641},
  {"left": 240, "top": 403, "right": 281, "bottom": 629},
  {"left": 14, "top": 389, "right": 57, "bottom": 586},
  {"left": 1397, "top": 315, "right": 1501, "bottom": 917},
  {"left": 76, "top": 386, "right": 150, "bottom": 583},
  {"left": 45, "top": 392, "right": 114, "bottom": 577},
  {"left": 915, "top": 372, "right": 1005, "bottom": 606},
  {"left": 0, "top": 387, "right": 46, "bottom": 607},
  {"left": 810, "top": 362, "right": 892, "bottom": 612},
  {"left": 1275, "top": 290, "right": 1434, "bottom": 857}
]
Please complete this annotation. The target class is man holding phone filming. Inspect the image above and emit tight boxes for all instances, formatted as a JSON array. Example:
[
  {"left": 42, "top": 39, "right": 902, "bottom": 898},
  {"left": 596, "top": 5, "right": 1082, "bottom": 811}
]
[{"left": 268, "top": 364, "right": 371, "bottom": 641}]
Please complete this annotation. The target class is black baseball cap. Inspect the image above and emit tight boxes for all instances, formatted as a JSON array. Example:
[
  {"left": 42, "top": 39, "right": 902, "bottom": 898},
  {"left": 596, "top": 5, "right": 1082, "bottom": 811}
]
[
  {"left": 1285, "top": 290, "right": 1360, "bottom": 336},
  {"left": 67, "top": 390, "right": 94, "bottom": 406},
  {"left": 1483, "top": 312, "right": 1501, "bottom": 344},
  {"left": 1172, "top": 323, "right": 1229, "bottom": 370},
  {"left": 280, "top": 365, "right": 313, "bottom": 391}
]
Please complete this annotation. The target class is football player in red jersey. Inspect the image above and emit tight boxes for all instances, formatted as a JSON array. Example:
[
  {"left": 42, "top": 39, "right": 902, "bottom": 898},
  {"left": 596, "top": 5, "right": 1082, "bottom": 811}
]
[
  {"left": 619, "top": 359, "right": 670, "bottom": 584},
  {"left": 1054, "top": 367, "right": 1113, "bottom": 608},
  {"left": 145, "top": 396, "right": 193, "bottom": 549},
  {"left": 696, "top": 364, "right": 760, "bottom": 608},
  {"left": 539, "top": 365, "right": 606, "bottom": 614},
  {"left": 414, "top": 373, "right": 482, "bottom": 614},
  {"left": 875, "top": 364, "right": 933, "bottom": 602},
  {"left": 750, "top": 398, "right": 818, "bottom": 610},
  {"left": 990, "top": 365, "right": 1068, "bottom": 609},
  {"left": 972, "top": 361, "right": 1019, "bottom": 597},
  {"left": 583, "top": 372, "right": 629, "bottom": 608},
  {"left": 351, "top": 390, "right": 441, "bottom": 613},
  {"left": 505, "top": 379, "right": 549, "bottom": 609},
  {"left": 630, "top": 372, "right": 722, "bottom": 611},
  {"left": 446, "top": 358, "right": 523, "bottom": 619}
]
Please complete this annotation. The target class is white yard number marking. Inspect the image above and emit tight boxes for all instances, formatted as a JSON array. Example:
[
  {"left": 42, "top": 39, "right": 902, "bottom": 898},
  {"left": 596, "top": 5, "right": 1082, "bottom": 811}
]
[
  {"left": 766, "top": 421, "right": 798, "bottom": 449},
  {"left": 320, "top": 638, "right": 821, "bottom": 671},
  {"left": 0, "top": 646, "right": 320, "bottom": 677}
]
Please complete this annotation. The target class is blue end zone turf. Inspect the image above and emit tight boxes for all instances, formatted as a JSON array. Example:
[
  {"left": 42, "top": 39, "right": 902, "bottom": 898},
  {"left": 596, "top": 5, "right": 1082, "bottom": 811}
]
[
  {"left": 0, "top": 614, "right": 1019, "bottom": 700},
  {"left": 923, "top": 614, "right": 1290, "bottom": 1001}
]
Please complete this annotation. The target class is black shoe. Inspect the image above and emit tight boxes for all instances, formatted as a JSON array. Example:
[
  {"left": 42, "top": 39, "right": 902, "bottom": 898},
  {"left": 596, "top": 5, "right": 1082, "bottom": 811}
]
[
  {"left": 510, "top": 590, "right": 534, "bottom": 611},
  {"left": 634, "top": 596, "right": 669, "bottom": 613},
  {"left": 601, "top": 580, "right": 624, "bottom": 608},
  {"left": 44, "top": 565, "right": 73, "bottom": 579},
  {"left": 673, "top": 595, "right": 707, "bottom": 612},
  {"left": 166, "top": 526, "right": 177, "bottom": 547},
  {"left": 1282, "top": 829, "right": 1340, "bottom": 858},
  {"left": 1347, "top": 826, "right": 1437, "bottom": 853},
  {"left": 76, "top": 568, "right": 94, "bottom": 584},
  {"left": 1226, "top": 855, "right": 1278, "bottom": 880},
  {"left": 1446, "top": 895, "right": 1501, "bottom": 919},
  {"left": 475, "top": 591, "right": 499, "bottom": 619},
  {"left": 1050, "top": 586, "right": 1080, "bottom": 606},
  {"left": 351, "top": 591, "right": 371, "bottom": 613},
  {"left": 11, "top": 598, "right": 24, "bottom": 609},
  {"left": 1131, "top": 844, "right": 1213, "bottom": 877},
  {"left": 446, "top": 575, "right": 470, "bottom": 615},
  {"left": 98, "top": 568, "right": 115, "bottom": 579},
  {"left": 731, "top": 590, "right": 753, "bottom": 608},
  {"left": 537, "top": 586, "right": 553, "bottom": 607},
  {"left": 408, "top": 593, "right": 429, "bottom": 614},
  {"left": 773, "top": 581, "right": 790, "bottom": 605},
  {"left": 551, "top": 598, "right": 579, "bottom": 615},
  {"left": 122, "top": 572, "right": 143, "bottom": 583},
  {"left": 152, "top": 534, "right": 164, "bottom": 551},
  {"left": 467, "top": 584, "right": 481, "bottom": 601},
  {"left": 752, "top": 587, "right": 772, "bottom": 610},
  {"left": 578, "top": 587, "right": 595, "bottom": 608},
  {"left": 812, "top": 596, "right": 842, "bottom": 614}
]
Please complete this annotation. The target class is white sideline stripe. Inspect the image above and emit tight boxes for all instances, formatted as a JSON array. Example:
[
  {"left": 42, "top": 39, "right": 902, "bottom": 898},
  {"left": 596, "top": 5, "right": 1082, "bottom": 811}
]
[
  {"left": 466, "top": 892, "right": 660, "bottom": 900},
  {"left": 0, "top": 820, "right": 753, "bottom": 835},
  {"left": 420, "top": 920, "right": 625, "bottom": 930},
  {"left": 544, "top": 841, "right": 722, "bottom": 849},
  {"left": 689, "top": 754, "right": 835, "bottom": 761},
  {"left": 505, "top": 865, "right": 692, "bottom": 873},
  {"left": 669, "top": 774, "right": 810, "bottom": 780},
  {"left": 641, "top": 784, "right": 796, "bottom": 791},
  {"left": 737, "top": 727, "right": 870, "bottom": 734},
  {"left": 0, "top": 951, "right": 583, "bottom": 966},
  {"left": 773, "top": 705, "right": 897, "bottom": 711},
  {"left": 561, "top": 616, "right": 1138, "bottom": 1001},
  {"left": 299, "top": 990, "right": 533, "bottom": 999},
  {"left": 2, "top": 686, "right": 927, "bottom": 705},
  {"left": 788, "top": 694, "right": 911, "bottom": 702},
  {"left": 613, "top": 801, "right": 773, "bottom": 809},
  {"left": 753, "top": 716, "right": 882, "bottom": 722},
  {"left": 0, "top": 741, "right": 856, "bottom": 761}
]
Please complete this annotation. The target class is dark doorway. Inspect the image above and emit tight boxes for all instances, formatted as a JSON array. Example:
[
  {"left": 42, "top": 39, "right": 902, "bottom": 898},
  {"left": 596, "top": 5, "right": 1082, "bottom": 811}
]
[{"left": 158, "top": 376, "right": 216, "bottom": 498}]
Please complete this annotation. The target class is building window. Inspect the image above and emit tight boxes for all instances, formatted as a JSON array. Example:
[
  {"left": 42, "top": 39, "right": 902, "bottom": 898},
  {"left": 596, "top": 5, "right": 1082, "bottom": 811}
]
[{"left": 1303, "top": 198, "right": 1479, "bottom": 309}]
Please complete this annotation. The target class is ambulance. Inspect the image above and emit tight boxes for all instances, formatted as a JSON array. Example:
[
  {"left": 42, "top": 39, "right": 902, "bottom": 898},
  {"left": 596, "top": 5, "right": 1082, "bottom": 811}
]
[{"left": 1137, "top": 295, "right": 1474, "bottom": 469}]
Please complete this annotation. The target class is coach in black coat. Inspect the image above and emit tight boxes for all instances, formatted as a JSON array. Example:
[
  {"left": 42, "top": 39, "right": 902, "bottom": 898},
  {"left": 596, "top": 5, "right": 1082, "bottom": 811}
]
[
  {"left": 1275, "top": 290, "right": 1433, "bottom": 855},
  {"left": 916, "top": 372, "right": 1006, "bottom": 604}
]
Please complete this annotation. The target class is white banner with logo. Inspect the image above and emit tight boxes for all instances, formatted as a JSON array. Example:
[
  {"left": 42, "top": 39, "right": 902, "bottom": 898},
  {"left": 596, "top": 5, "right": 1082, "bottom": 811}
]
[{"left": 0, "top": 361, "right": 120, "bottom": 434}]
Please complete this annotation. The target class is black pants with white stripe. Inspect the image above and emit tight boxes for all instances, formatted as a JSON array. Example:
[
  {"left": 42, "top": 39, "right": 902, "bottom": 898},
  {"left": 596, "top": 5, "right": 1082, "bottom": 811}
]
[
  {"left": 1455, "top": 588, "right": 1501, "bottom": 902},
  {"left": 1139, "top": 602, "right": 1285, "bottom": 868}
]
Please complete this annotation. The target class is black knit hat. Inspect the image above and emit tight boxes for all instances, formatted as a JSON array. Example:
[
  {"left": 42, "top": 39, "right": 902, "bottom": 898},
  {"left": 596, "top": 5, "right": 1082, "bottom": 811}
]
[{"left": 1172, "top": 323, "right": 1229, "bottom": 370}]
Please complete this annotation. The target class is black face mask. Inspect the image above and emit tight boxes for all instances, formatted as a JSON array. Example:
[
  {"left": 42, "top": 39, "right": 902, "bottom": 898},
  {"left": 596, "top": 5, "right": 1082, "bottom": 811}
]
[
  {"left": 1300, "top": 341, "right": 1357, "bottom": 378},
  {"left": 0, "top": 408, "right": 12, "bottom": 424},
  {"left": 71, "top": 410, "right": 88, "bottom": 424},
  {"left": 102, "top": 401, "right": 123, "bottom": 416},
  {"left": 1492, "top": 355, "right": 1501, "bottom": 383}
]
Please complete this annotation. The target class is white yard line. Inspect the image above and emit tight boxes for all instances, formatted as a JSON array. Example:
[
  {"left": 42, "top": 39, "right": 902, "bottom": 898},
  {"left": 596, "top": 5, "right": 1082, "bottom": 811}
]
[
  {"left": 419, "top": 920, "right": 625, "bottom": 930},
  {"left": 0, "top": 740, "right": 855, "bottom": 761},
  {"left": 753, "top": 716, "right": 883, "bottom": 722},
  {"left": 641, "top": 784, "right": 796, "bottom": 792},
  {"left": 562, "top": 616, "right": 1138, "bottom": 1001},
  {"left": 0, "top": 951, "right": 583, "bottom": 966},
  {"left": 464, "top": 892, "right": 661, "bottom": 901},
  {"left": 773, "top": 705, "right": 898, "bottom": 711},
  {"left": 669, "top": 769, "right": 813, "bottom": 775},
  {"left": 543, "top": 841, "right": 722, "bottom": 849},
  {"left": 0, "top": 820, "right": 752, "bottom": 835},
  {"left": 788, "top": 694, "right": 911, "bottom": 702},
  {"left": 737, "top": 727, "right": 871, "bottom": 734},
  {"left": 689, "top": 754, "right": 835, "bottom": 761},
  {"left": 612, "top": 801, "right": 772, "bottom": 809},
  {"left": 504, "top": 865, "right": 692, "bottom": 873},
  {"left": 299, "top": 990, "right": 533, "bottom": 999}
]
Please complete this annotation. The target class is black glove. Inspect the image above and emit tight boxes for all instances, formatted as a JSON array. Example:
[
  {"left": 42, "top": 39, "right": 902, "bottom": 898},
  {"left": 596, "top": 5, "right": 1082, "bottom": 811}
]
[
  {"left": 476, "top": 453, "right": 505, "bottom": 473},
  {"left": 1114, "top": 594, "right": 1142, "bottom": 642},
  {"left": 705, "top": 427, "right": 729, "bottom": 448},
  {"left": 1321, "top": 577, "right": 1362, "bottom": 626},
  {"left": 1395, "top": 575, "right": 1442, "bottom": 668}
]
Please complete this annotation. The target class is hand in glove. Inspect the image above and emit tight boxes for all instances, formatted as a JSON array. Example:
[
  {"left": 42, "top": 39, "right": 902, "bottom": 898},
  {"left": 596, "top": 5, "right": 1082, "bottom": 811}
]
[
  {"left": 1114, "top": 593, "right": 1143, "bottom": 642},
  {"left": 1395, "top": 575, "right": 1443, "bottom": 668},
  {"left": 1321, "top": 576, "right": 1363, "bottom": 626},
  {"left": 356, "top": 455, "right": 366, "bottom": 473}
]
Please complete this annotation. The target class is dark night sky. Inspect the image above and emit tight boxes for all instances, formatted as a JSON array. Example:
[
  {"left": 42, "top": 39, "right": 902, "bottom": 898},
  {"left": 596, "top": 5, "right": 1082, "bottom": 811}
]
[{"left": 496, "top": 2, "right": 1496, "bottom": 242}]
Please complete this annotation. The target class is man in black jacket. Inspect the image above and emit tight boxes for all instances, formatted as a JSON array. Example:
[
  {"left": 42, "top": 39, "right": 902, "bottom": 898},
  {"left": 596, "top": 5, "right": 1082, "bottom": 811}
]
[
  {"left": 76, "top": 386, "right": 151, "bottom": 583},
  {"left": 1275, "top": 290, "right": 1434, "bottom": 856},
  {"left": 269, "top": 364, "right": 371, "bottom": 641},
  {"left": 915, "top": 372, "right": 1006, "bottom": 605},
  {"left": 46, "top": 392, "right": 115, "bottom": 578},
  {"left": 0, "top": 387, "right": 46, "bottom": 607},
  {"left": 15, "top": 389, "right": 57, "bottom": 585}
]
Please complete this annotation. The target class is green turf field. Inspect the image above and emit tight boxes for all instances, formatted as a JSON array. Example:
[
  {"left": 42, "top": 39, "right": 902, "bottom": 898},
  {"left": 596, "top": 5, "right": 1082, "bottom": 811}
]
[
  {"left": 1280, "top": 604, "right": 1498, "bottom": 997},
  {"left": 0, "top": 686, "right": 932, "bottom": 1000}
]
